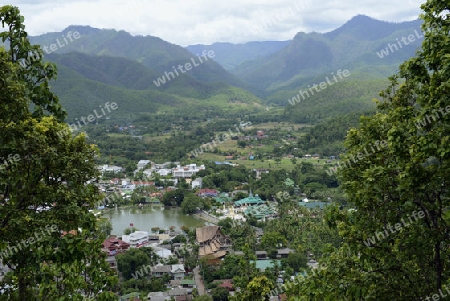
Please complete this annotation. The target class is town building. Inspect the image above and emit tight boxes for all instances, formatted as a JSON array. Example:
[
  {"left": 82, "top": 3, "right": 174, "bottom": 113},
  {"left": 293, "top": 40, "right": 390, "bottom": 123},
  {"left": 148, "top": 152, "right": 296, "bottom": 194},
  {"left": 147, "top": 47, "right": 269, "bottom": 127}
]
[
  {"left": 102, "top": 236, "right": 130, "bottom": 256},
  {"left": 191, "top": 177, "right": 202, "bottom": 189},
  {"left": 172, "top": 164, "right": 205, "bottom": 178},
  {"left": 122, "top": 231, "right": 149, "bottom": 248},
  {"left": 196, "top": 226, "right": 231, "bottom": 258}
]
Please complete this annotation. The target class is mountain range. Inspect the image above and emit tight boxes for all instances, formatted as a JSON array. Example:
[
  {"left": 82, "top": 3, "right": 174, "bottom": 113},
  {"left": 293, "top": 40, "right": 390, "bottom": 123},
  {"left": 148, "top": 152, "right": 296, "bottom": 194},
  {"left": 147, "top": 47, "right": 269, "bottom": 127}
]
[{"left": 27, "top": 15, "right": 424, "bottom": 122}]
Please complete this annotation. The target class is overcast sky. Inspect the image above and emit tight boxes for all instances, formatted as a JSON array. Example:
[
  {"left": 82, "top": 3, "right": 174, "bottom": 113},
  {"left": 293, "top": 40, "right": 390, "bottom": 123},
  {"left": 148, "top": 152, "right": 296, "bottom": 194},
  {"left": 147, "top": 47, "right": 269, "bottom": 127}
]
[{"left": 7, "top": 0, "right": 423, "bottom": 46}]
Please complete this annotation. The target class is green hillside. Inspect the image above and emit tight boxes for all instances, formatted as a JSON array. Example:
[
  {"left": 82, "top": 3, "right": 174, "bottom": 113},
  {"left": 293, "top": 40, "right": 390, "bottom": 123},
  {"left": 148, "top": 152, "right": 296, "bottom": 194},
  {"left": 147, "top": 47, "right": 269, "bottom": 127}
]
[
  {"left": 49, "top": 54, "right": 262, "bottom": 121},
  {"left": 30, "top": 26, "right": 254, "bottom": 93}
]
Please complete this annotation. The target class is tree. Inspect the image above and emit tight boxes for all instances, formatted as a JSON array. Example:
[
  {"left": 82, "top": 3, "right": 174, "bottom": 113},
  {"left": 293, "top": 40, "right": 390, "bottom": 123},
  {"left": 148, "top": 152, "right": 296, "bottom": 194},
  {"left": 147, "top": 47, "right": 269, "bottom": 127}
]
[
  {"left": 123, "top": 227, "right": 139, "bottom": 235},
  {"left": 0, "top": 6, "right": 117, "bottom": 300},
  {"left": 116, "top": 248, "right": 150, "bottom": 281},
  {"left": 231, "top": 276, "right": 273, "bottom": 301},
  {"left": 162, "top": 189, "right": 186, "bottom": 206},
  {"left": 288, "top": 1, "right": 450, "bottom": 299},
  {"left": 282, "top": 252, "right": 307, "bottom": 272},
  {"left": 181, "top": 193, "right": 202, "bottom": 214},
  {"left": 237, "top": 140, "right": 247, "bottom": 148},
  {"left": 97, "top": 217, "right": 113, "bottom": 237},
  {"left": 180, "top": 225, "right": 190, "bottom": 233},
  {"left": 211, "top": 286, "right": 229, "bottom": 301}
]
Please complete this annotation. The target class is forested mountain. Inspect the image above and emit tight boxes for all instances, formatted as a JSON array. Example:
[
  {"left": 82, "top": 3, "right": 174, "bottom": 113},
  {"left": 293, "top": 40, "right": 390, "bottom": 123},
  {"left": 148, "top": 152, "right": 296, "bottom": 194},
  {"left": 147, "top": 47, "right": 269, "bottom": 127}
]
[
  {"left": 30, "top": 25, "right": 254, "bottom": 92},
  {"left": 186, "top": 41, "right": 290, "bottom": 70},
  {"left": 231, "top": 15, "right": 423, "bottom": 91},
  {"left": 46, "top": 52, "right": 261, "bottom": 120},
  {"left": 27, "top": 16, "right": 424, "bottom": 122}
]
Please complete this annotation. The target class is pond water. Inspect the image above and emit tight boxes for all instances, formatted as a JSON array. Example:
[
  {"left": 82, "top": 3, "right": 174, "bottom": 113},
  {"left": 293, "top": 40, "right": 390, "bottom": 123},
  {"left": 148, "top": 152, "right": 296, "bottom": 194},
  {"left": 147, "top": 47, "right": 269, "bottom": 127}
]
[{"left": 104, "top": 206, "right": 205, "bottom": 236}]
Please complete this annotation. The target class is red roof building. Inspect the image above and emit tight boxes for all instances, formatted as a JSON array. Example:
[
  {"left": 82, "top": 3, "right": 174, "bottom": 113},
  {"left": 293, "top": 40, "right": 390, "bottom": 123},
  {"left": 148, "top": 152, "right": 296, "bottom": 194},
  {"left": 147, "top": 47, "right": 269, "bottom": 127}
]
[{"left": 102, "top": 236, "right": 130, "bottom": 256}]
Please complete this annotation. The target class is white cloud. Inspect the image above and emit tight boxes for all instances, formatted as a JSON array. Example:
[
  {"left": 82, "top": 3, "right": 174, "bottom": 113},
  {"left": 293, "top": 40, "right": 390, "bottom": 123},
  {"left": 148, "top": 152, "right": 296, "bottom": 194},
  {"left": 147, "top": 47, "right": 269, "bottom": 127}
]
[{"left": 6, "top": 0, "right": 423, "bottom": 46}]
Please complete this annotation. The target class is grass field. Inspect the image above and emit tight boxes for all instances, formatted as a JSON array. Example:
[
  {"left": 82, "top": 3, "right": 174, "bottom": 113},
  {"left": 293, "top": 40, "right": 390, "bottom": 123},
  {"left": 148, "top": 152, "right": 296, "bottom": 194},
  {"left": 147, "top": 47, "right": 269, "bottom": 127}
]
[
  {"left": 197, "top": 152, "right": 331, "bottom": 171},
  {"left": 253, "top": 122, "right": 313, "bottom": 131}
]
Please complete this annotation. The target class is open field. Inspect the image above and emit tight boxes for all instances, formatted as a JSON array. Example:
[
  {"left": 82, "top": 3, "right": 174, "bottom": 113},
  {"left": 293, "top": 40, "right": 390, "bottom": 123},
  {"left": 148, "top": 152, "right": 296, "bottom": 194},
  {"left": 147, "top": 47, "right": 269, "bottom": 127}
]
[
  {"left": 253, "top": 122, "right": 313, "bottom": 131},
  {"left": 197, "top": 152, "right": 332, "bottom": 171}
]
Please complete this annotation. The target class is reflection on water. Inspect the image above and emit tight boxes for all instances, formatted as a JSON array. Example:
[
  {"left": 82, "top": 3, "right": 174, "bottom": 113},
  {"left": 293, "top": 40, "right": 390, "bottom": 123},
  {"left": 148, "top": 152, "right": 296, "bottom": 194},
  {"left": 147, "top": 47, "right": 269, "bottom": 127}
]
[{"left": 104, "top": 206, "right": 205, "bottom": 235}]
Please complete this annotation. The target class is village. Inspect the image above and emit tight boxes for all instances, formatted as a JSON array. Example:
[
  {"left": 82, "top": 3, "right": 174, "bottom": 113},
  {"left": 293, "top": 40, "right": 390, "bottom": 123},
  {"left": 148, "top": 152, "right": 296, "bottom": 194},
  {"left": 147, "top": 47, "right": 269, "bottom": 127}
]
[{"left": 96, "top": 158, "right": 327, "bottom": 300}]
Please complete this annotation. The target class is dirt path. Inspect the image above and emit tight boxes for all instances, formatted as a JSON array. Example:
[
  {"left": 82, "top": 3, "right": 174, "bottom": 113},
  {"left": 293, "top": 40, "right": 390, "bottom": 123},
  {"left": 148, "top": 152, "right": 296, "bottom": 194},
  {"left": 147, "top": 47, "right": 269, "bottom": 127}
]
[{"left": 193, "top": 266, "right": 206, "bottom": 295}]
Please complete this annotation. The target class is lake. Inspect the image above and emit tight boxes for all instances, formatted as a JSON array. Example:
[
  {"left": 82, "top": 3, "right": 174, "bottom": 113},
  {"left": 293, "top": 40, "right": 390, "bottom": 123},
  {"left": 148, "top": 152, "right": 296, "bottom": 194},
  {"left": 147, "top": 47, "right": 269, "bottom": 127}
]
[{"left": 104, "top": 206, "right": 205, "bottom": 235}]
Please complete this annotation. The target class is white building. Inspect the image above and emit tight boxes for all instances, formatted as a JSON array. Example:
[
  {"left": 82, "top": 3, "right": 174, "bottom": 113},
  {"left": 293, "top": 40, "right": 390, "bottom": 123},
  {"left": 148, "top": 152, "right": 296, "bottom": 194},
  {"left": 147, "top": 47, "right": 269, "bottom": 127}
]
[
  {"left": 97, "top": 164, "right": 122, "bottom": 174},
  {"left": 137, "top": 160, "right": 151, "bottom": 170},
  {"left": 156, "top": 169, "right": 172, "bottom": 176},
  {"left": 171, "top": 264, "right": 186, "bottom": 280},
  {"left": 122, "top": 231, "right": 149, "bottom": 248},
  {"left": 192, "top": 177, "right": 203, "bottom": 189},
  {"left": 172, "top": 164, "right": 205, "bottom": 178},
  {"left": 143, "top": 169, "right": 153, "bottom": 178}
]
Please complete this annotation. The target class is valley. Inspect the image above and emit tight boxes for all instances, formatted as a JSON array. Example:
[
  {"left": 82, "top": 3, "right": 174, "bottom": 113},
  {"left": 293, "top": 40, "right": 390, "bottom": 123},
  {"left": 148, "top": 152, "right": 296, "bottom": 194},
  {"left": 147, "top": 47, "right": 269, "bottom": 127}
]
[{"left": 2, "top": 2, "right": 447, "bottom": 299}]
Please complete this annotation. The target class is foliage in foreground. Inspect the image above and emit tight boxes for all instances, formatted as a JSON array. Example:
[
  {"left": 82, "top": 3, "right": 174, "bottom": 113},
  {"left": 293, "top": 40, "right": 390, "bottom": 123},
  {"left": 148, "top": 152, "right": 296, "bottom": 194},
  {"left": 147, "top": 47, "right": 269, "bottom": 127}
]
[
  {"left": 286, "top": 1, "right": 450, "bottom": 299},
  {"left": 0, "top": 5, "right": 117, "bottom": 300}
]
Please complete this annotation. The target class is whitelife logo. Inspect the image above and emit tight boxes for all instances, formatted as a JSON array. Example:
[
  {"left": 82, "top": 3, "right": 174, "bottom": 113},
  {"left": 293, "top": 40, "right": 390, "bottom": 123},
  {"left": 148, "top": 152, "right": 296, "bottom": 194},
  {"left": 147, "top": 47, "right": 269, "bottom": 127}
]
[
  {"left": 363, "top": 211, "right": 425, "bottom": 247},
  {"left": 326, "top": 139, "right": 387, "bottom": 176},
  {"left": 153, "top": 50, "right": 215, "bottom": 87},
  {"left": 57, "top": 102, "right": 118, "bottom": 138},
  {"left": 415, "top": 105, "right": 450, "bottom": 129},
  {"left": 19, "top": 31, "right": 81, "bottom": 69},
  {"left": 376, "top": 29, "right": 423, "bottom": 58},
  {"left": 287, "top": 69, "right": 350, "bottom": 106}
]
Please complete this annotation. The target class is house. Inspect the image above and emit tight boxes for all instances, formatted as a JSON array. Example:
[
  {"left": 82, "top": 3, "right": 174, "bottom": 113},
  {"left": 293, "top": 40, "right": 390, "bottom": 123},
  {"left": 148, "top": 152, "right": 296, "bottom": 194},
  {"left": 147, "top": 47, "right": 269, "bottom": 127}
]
[
  {"left": 122, "top": 231, "right": 149, "bottom": 248},
  {"left": 197, "top": 189, "right": 219, "bottom": 198},
  {"left": 137, "top": 160, "right": 152, "bottom": 170},
  {"left": 143, "top": 169, "right": 153, "bottom": 178},
  {"left": 151, "top": 265, "right": 172, "bottom": 278},
  {"left": 213, "top": 279, "right": 234, "bottom": 291},
  {"left": 102, "top": 237, "right": 130, "bottom": 255},
  {"left": 170, "top": 279, "right": 182, "bottom": 288},
  {"left": 149, "top": 235, "right": 160, "bottom": 244},
  {"left": 98, "top": 164, "right": 123, "bottom": 174},
  {"left": 153, "top": 246, "right": 173, "bottom": 259},
  {"left": 254, "top": 168, "right": 270, "bottom": 179},
  {"left": 168, "top": 288, "right": 188, "bottom": 297},
  {"left": 156, "top": 169, "right": 172, "bottom": 176},
  {"left": 277, "top": 248, "right": 294, "bottom": 258},
  {"left": 175, "top": 295, "right": 193, "bottom": 301},
  {"left": 219, "top": 280, "right": 234, "bottom": 292},
  {"left": 180, "top": 279, "right": 196, "bottom": 288},
  {"left": 105, "top": 256, "right": 117, "bottom": 270},
  {"left": 171, "top": 264, "right": 186, "bottom": 280},
  {"left": 132, "top": 181, "right": 155, "bottom": 187},
  {"left": 256, "top": 250, "right": 268, "bottom": 259},
  {"left": 196, "top": 226, "right": 231, "bottom": 258},
  {"left": 172, "top": 164, "right": 205, "bottom": 178},
  {"left": 146, "top": 292, "right": 167, "bottom": 301},
  {"left": 191, "top": 178, "right": 202, "bottom": 189}
]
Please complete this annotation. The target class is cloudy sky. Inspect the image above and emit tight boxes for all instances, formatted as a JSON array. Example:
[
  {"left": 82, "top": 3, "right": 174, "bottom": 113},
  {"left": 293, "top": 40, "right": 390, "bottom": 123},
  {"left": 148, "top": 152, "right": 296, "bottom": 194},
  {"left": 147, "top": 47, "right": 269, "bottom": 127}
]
[{"left": 7, "top": 0, "right": 423, "bottom": 46}]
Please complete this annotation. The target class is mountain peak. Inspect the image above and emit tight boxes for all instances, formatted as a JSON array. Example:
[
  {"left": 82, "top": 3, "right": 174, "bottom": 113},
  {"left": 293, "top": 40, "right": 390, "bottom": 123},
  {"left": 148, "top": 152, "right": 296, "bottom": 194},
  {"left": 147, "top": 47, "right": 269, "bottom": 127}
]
[
  {"left": 325, "top": 14, "right": 420, "bottom": 41},
  {"left": 61, "top": 25, "right": 101, "bottom": 35},
  {"left": 346, "top": 14, "right": 378, "bottom": 25}
]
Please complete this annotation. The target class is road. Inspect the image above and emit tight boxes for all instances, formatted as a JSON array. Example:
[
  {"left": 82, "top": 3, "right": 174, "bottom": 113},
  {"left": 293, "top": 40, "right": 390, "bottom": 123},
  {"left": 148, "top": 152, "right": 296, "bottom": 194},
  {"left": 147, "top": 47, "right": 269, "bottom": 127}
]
[
  {"left": 193, "top": 266, "right": 206, "bottom": 295},
  {"left": 194, "top": 210, "right": 220, "bottom": 224}
]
